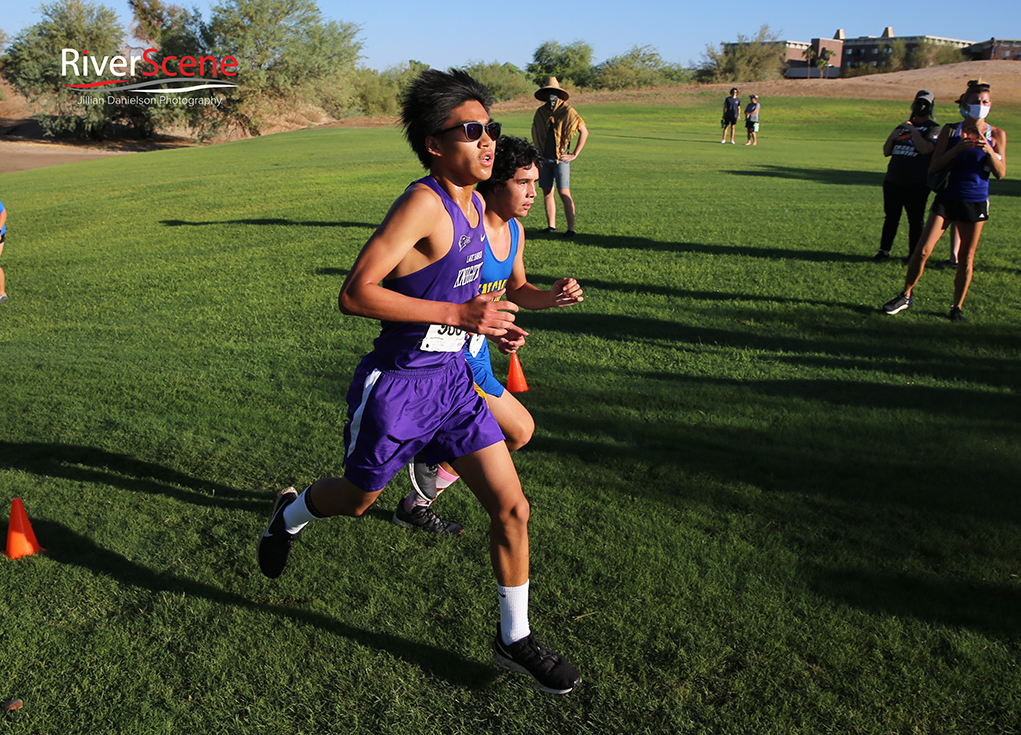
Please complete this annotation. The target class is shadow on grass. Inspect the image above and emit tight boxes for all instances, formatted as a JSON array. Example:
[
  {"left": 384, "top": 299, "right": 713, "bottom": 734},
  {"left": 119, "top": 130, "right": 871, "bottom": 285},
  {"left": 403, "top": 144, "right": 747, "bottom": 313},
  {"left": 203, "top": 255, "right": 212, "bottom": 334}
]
[
  {"left": 810, "top": 566, "right": 1021, "bottom": 638},
  {"left": 528, "top": 274, "right": 872, "bottom": 312},
  {"left": 30, "top": 518, "right": 498, "bottom": 688},
  {"left": 522, "top": 369, "right": 1020, "bottom": 521},
  {"left": 524, "top": 230, "right": 864, "bottom": 263},
  {"left": 0, "top": 442, "right": 260, "bottom": 511},
  {"left": 518, "top": 304, "right": 1021, "bottom": 389},
  {"left": 724, "top": 166, "right": 884, "bottom": 188},
  {"left": 991, "top": 178, "right": 1021, "bottom": 198},
  {"left": 315, "top": 267, "right": 349, "bottom": 277},
  {"left": 160, "top": 219, "right": 377, "bottom": 229}
]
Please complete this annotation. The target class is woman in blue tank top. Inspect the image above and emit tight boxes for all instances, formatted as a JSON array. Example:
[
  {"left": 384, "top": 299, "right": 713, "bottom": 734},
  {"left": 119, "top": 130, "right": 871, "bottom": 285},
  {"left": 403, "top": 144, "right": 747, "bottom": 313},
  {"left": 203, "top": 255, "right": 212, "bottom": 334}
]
[{"left": 881, "top": 79, "right": 1007, "bottom": 322}]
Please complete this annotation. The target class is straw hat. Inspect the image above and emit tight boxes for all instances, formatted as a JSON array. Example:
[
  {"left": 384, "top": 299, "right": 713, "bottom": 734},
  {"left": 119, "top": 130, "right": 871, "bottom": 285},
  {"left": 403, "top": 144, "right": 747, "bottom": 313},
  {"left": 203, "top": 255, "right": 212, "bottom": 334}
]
[{"left": 535, "top": 77, "right": 570, "bottom": 102}]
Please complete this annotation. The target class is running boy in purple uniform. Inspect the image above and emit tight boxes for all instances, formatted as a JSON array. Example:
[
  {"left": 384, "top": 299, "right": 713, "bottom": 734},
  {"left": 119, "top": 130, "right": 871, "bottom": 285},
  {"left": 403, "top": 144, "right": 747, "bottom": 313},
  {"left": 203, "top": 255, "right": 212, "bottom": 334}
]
[
  {"left": 395, "top": 136, "right": 584, "bottom": 530},
  {"left": 256, "top": 70, "right": 581, "bottom": 695}
]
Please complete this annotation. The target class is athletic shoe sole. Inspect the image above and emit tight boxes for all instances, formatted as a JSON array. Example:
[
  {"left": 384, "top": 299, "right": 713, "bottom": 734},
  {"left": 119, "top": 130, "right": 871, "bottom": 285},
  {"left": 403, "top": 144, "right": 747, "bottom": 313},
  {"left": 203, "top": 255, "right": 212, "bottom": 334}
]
[
  {"left": 493, "top": 631, "right": 581, "bottom": 695},
  {"left": 256, "top": 487, "right": 299, "bottom": 578},
  {"left": 494, "top": 651, "right": 578, "bottom": 695}
]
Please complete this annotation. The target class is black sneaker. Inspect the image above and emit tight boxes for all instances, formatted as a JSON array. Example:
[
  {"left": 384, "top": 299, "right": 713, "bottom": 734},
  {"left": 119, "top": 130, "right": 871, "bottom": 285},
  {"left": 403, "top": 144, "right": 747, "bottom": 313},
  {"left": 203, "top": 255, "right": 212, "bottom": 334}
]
[
  {"left": 408, "top": 461, "right": 439, "bottom": 501},
  {"left": 256, "top": 487, "right": 301, "bottom": 578},
  {"left": 948, "top": 306, "right": 965, "bottom": 322},
  {"left": 542, "top": 227, "right": 556, "bottom": 234},
  {"left": 562, "top": 230, "right": 575, "bottom": 239},
  {"left": 873, "top": 250, "right": 890, "bottom": 261},
  {"left": 392, "top": 502, "right": 463, "bottom": 535},
  {"left": 494, "top": 626, "right": 581, "bottom": 694},
  {"left": 881, "top": 293, "right": 912, "bottom": 315}
]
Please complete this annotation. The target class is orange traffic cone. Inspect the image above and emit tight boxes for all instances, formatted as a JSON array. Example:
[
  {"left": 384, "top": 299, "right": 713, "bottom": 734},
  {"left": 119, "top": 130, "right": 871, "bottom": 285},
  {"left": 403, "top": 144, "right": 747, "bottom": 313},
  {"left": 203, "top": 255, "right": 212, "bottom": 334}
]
[
  {"left": 6, "top": 498, "right": 44, "bottom": 560},
  {"left": 507, "top": 352, "right": 529, "bottom": 393}
]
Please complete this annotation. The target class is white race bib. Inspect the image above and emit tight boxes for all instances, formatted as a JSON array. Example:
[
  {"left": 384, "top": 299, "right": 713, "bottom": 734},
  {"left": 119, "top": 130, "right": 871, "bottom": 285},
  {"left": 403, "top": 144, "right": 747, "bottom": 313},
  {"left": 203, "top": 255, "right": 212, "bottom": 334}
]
[
  {"left": 420, "top": 324, "right": 467, "bottom": 352},
  {"left": 467, "top": 333, "right": 486, "bottom": 357}
]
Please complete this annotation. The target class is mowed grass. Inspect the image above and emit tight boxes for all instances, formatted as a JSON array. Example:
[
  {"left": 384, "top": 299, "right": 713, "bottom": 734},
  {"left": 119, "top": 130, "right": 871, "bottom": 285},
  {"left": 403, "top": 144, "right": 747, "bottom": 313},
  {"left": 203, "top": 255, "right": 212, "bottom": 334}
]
[{"left": 1, "top": 94, "right": 1020, "bottom": 734}]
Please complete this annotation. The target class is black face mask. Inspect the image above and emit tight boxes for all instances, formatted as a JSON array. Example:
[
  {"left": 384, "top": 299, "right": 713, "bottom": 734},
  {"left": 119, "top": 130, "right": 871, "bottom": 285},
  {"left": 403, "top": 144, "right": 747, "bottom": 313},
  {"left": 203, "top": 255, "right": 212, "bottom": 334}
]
[{"left": 912, "top": 101, "right": 932, "bottom": 118}]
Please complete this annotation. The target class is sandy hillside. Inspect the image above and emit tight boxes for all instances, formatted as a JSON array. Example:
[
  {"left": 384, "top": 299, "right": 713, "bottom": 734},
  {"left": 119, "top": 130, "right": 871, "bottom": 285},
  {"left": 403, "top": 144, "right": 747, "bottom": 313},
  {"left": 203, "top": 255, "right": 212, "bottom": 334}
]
[{"left": 2, "top": 60, "right": 1018, "bottom": 174}]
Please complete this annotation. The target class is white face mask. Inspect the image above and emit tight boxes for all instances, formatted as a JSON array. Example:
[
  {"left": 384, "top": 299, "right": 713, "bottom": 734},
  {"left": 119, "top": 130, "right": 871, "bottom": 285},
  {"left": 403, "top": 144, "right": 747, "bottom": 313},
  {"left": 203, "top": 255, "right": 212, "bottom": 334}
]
[
  {"left": 960, "top": 103, "right": 990, "bottom": 120},
  {"left": 548, "top": 95, "right": 559, "bottom": 109}
]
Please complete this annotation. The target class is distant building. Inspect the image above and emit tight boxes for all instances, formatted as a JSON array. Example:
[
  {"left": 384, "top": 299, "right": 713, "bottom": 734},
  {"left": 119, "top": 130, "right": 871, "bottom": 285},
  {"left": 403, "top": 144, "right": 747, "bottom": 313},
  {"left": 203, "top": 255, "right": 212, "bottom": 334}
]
[
  {"left": 775, "top": 27, "right": 1020, "bottom": 79},
  {"left": 963, "top": 38, "right": 1021, "bottom": 60}
]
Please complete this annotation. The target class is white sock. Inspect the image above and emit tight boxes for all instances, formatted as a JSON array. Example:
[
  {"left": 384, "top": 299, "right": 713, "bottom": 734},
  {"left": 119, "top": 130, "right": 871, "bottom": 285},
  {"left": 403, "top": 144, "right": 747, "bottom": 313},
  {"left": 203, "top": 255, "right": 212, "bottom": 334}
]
[
  {"left": 282, "top": 486, "right": 321, "bottom": 534},
  {"left": 497, "top": 580, "right": 530, "bottom": 644}
]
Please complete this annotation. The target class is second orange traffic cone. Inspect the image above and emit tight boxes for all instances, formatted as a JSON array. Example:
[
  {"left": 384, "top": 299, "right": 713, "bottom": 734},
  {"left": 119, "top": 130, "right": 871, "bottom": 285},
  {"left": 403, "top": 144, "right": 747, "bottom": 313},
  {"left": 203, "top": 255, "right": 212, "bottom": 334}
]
[
  {"left": 507, "top": 352, "right": 529, "bottom": 393},
  {"left": 6, "top": 498, "right": 44, "bottom": 560}
]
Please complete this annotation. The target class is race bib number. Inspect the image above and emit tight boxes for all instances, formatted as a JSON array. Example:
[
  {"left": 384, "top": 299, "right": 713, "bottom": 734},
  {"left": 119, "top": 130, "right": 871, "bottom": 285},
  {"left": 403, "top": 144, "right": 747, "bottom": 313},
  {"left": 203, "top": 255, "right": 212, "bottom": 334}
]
[
  {"left": 467, "top": 333, "right": 486, "bottom": 358},
  {"left": 420, "top": 324, "right": 467, "bottom": 352}
]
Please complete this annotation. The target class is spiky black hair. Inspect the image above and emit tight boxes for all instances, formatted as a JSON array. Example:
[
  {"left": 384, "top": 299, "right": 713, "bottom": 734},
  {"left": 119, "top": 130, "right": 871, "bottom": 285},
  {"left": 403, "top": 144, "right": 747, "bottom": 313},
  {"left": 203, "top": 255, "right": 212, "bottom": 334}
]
[{"left": 400, "top": 68, "right": 495, "bottom": 170}]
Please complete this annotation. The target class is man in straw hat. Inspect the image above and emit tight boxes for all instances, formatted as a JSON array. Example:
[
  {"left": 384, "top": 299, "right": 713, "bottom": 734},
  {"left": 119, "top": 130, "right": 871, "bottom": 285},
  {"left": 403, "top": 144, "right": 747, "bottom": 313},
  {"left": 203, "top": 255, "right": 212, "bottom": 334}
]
[{"left": 531, "top": 77, "right": 588, "bottom": 238}]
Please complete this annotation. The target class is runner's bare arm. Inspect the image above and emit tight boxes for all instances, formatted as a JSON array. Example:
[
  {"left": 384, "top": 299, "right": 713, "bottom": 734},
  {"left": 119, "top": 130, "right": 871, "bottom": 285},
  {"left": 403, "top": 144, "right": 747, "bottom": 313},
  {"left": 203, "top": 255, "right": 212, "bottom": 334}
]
[
  {"left": 339, "top": 186, "right": 518, "bottom": 335},
  {"left": 504, "top": 226, "right": 584, "bottom": 310}
]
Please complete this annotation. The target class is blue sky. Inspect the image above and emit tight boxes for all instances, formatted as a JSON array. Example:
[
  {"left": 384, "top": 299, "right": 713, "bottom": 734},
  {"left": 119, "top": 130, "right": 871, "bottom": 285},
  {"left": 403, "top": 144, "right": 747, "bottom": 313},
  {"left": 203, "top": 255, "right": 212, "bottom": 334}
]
[{"left": 1, "top": 0, "right": 1010, "bottom": 73}]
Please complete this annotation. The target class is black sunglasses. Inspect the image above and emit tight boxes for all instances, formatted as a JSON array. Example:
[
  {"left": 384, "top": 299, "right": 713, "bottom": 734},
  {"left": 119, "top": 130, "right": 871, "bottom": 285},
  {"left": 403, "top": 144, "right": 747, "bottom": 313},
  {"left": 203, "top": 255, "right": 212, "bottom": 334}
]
[{"left": 439, "top": 120, "right": 502, "bottom": 142}]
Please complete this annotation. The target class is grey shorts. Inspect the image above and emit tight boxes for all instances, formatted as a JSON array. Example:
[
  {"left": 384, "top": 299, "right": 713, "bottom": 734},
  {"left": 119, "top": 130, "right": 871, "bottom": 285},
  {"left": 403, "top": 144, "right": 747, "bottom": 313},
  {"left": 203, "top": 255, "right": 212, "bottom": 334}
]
[{"left": 539, "top": 159, "right": 570, "bottom": 190}]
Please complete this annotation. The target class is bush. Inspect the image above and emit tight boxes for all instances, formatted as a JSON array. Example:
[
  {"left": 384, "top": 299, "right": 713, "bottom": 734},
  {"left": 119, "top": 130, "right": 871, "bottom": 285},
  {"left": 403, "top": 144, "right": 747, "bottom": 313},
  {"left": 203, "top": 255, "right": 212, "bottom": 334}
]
[
  {"left": 594, "top": 45, "right": 691, "bottom": 90},
  {"left": 462, "top": 60, "right": 532, "bottom": 101},
  {"left": 695, "top": 25, "right": 786, "bottom": 84}
]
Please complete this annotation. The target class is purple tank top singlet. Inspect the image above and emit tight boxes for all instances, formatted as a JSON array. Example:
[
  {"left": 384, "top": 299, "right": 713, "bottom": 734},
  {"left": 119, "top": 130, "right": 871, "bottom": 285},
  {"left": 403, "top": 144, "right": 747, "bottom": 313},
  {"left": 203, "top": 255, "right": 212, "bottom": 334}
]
[{"left": 370, "top": 176, "right": 487, "bottom": 369}]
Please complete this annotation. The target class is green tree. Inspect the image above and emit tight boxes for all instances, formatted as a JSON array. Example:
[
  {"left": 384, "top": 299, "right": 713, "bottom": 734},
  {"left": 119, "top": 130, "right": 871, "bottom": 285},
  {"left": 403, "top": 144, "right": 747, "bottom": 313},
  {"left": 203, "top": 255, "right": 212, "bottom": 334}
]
[
  {"left": 1, "top": 0, "right": 125, "bottom": 139},
  {"left": 351, "top": 59, "right": 427, "bottom": 116},
  {"left": 801, "top": 46, "right": 815, "bottom": 78},
  {"left": 881, "top": 39, "right": 908, "bottom": 72},
  {"left": 816, "top": 48, "right": 834, "bottom": 78},
  {"left": 527, "top": 40, "right": 594, "bottom": 88},
  {"left": 933, "top": 43, "right": 966, "bottom": 66},
  {"left": 593, "top": 45, "right": 690, "bottom": 90},
  {"left": 204, "top": 0, "right": 362, "bottom": 134},
  {"left": 696, "top": 25, "right": 786, "bottom": 83},
  {"left": 463, "top": 60, "right": 532, "bottom": 101}
]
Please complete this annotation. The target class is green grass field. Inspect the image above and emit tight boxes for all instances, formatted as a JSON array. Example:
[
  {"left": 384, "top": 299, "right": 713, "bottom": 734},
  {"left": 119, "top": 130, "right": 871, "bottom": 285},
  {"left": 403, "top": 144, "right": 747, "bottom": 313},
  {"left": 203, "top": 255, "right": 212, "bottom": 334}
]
[{"left": 1, "top": 94, "right": 1020, "bottom": 734}]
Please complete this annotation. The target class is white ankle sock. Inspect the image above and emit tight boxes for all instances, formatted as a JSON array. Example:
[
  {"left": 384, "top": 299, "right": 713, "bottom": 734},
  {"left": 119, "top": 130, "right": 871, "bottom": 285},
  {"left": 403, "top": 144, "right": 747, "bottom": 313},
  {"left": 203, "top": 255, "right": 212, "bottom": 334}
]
[
  {"left": 497, "top": 580, "right": 530, "bottom": 644},
  {"left": 282, "top": 486, "right": 321, "bottom": 534}
]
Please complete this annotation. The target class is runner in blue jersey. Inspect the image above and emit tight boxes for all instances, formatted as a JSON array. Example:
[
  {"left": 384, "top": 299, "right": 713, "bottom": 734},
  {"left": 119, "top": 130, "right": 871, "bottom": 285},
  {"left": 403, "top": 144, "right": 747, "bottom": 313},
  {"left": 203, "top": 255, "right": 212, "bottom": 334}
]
[
  {"left": 255, "top": 70, "right": 581, "bottom": 695},
  {"left": 396, "top": 136, "right": 583, "bottom": 530}
]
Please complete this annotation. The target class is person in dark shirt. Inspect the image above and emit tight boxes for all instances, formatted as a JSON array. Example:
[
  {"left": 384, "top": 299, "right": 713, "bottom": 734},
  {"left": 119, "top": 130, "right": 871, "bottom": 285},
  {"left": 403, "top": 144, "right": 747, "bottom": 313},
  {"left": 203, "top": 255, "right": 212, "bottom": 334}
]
[
  {"left": 875, "top": 90, "right": 940, "bottom": 261},
  {"left": 721, "top": 88, "right": 741, "bottom": 144}
]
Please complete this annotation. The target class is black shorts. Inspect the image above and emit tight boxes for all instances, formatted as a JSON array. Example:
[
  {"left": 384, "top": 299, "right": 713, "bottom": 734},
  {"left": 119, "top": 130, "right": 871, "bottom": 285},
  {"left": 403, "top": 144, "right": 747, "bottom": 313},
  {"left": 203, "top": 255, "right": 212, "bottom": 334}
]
[
  {"left": 931, "top": 196, "right": 989, "bottom": 224},
  {"left": 722, "top": 115, "right": 738, "bottom": 126}
]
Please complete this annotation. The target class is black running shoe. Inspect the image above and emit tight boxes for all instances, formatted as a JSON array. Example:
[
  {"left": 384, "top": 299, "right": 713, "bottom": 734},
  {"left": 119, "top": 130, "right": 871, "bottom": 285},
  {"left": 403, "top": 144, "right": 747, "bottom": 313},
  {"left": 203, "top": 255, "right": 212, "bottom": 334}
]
[
  {"left": 873, "top": 250, "right": 890, "bottom": 261},
  {"left": 392, "top": 502, "right": 464, "bottom": 535},
  {"left": 493, "top": 626, "right": 581, "bottom": 695},
  {"left": 949, "top": 305, "right": 965, "bottom": 323},
  {"left": 408, "top": 461, "right": 440, "bottom": 501},
  {"left": 256, "top": 487, "right": 301, "bottom": 578},
  {"left": 881, "top": 293, "right": 912, "bottom": 315}
]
